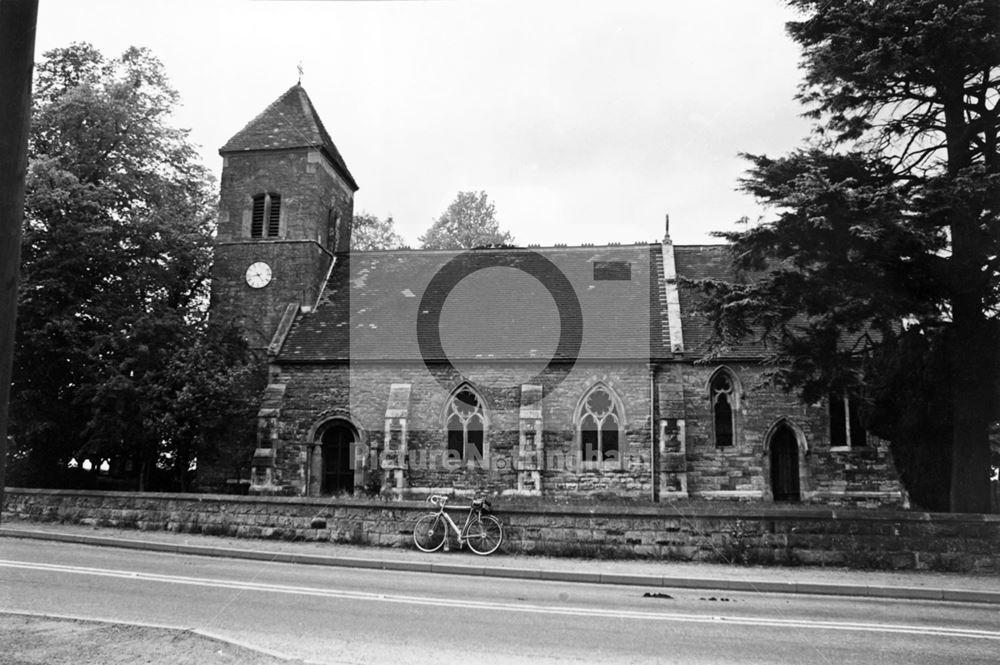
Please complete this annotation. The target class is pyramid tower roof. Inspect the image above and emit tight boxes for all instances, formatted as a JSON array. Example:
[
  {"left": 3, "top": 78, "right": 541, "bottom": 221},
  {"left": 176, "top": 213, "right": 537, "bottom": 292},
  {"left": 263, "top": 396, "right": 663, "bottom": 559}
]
[{"left": 220, "top": 84, "right": 358, "bottom": 191}]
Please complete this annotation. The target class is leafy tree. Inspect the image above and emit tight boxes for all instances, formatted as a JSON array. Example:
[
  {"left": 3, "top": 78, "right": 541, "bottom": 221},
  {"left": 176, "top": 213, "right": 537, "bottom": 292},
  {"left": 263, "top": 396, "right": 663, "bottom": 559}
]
[
  {"left": 352, "top": 211, "right": 404, "bottom": 250},
  {"left": 80, "top": 314, "right": 262, "bottom": 491},
  {"left": 697, "top": 1, "right": 999, "bottom": 512},
  {"left": 419, "top": 190, "right": 514, "bottom": 249},
  {"left": 85, "top": 317, "right": 262, "bottom": 491},
  {"left": 154, "top": 324, "right": 263, "bottom": 491},
  {"left": 8, "top": 43, "right": 260, "bottom": 490}
]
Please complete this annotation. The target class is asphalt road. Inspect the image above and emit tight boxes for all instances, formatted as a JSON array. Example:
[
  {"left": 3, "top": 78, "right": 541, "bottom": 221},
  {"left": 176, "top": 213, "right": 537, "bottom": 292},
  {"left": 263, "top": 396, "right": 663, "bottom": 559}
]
[{"left": 1, "top": 538, "right": 998, "bottom": 664}]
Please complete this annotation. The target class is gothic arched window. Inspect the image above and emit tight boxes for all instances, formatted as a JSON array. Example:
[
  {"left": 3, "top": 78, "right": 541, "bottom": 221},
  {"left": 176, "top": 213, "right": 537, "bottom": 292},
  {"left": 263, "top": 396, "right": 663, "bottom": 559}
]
[
  {"left": 710, "top": 370, "right": 738, "bottom": 447},
  {"left": 445, "top": 386, "right": 486, "bottom": 462},
  {"left": 251, "top": 193, "right": 281, "bottom": 238},
  {"left": 578, "top": 385, "right": 622, "bottom": 465}
]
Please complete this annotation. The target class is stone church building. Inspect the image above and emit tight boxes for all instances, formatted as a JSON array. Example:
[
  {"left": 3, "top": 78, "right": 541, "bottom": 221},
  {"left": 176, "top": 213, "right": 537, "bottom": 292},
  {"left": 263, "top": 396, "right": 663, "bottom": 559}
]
[{"left": 209, "top": 84, "right": 904, "bottom": 506}]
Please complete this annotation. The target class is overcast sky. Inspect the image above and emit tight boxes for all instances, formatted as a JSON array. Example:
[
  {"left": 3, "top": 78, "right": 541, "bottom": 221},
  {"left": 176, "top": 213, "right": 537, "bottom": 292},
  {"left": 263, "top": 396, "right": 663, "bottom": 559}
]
[{"left": 34, "top": 0, "right": 814, "bottom": 247}]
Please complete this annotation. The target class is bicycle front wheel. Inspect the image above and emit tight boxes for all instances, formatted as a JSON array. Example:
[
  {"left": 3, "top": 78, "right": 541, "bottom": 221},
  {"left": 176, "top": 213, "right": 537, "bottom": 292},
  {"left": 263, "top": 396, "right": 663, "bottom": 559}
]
[
  {"left": 412, "top": 513, "right": 447, "bottom": 552},
  {"left": 465, "top": 515, "right": 503, "bottom": 555}
]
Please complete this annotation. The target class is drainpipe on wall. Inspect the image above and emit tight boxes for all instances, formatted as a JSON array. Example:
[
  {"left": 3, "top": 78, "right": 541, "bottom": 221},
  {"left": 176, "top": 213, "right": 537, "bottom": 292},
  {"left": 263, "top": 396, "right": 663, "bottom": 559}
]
[{"left": 650, "top": 363, "right": 657, "bottom": 503}]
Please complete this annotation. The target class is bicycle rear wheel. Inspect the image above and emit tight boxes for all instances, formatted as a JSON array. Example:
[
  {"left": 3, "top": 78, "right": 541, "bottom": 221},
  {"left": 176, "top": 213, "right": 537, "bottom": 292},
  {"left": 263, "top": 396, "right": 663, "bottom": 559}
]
[
  {"left": 412, "top": 513, "right": 447, "bottom": 552},
  {"left": 465, "top": 515, "right": 503, "bottom": 555}
]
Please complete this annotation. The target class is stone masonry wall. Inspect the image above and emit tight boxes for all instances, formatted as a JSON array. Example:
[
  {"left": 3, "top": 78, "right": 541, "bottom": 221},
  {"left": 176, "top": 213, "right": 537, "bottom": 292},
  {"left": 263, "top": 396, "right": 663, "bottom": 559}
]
[
  {"left": 262, "top": 359, "right": 902, "bottom": 505},
  {"left": 209, "top": 148, "right": 353, "bottom": 349},
  {"left": 210, "top": 241, "right": 332, "bottom": 349},
  {"left": 4, "top": 489, "right": 998, "bottom": 573},
  {"left": 677, "top": 363, "right": 903, "bottom": 506},
  {"left": 215, "top": 149, "right": 353, "bottom": 249},
  {"left": 268, "top": 360, "right": 655, "bottom": 498}
]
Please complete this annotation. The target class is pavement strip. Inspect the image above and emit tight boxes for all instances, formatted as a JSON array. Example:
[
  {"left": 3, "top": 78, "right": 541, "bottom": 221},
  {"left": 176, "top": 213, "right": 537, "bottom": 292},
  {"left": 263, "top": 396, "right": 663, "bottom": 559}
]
[
  {"left": 5, "top": 528, "right": 999, "bottom": 604},
  {"left": 3, "top": 609, "right": 311, "bottom": 664},
  {"left": 3, "top": 559, "right": 999, "bottom": 642}
]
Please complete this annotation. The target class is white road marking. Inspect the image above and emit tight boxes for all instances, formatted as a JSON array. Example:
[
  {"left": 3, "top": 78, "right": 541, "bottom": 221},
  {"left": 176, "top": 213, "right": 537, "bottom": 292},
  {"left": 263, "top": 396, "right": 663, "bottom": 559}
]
[{"left": 2, "top": 559, "right": 998, "bottom": 641}]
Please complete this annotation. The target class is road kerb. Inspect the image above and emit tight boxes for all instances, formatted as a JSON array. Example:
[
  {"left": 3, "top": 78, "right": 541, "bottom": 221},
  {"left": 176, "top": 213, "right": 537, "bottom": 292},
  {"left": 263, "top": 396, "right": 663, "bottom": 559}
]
[
  {"left": 599, "top": 573, "right": 658, "bottom": 587},
  {"left": 660, "top": 577, "right": 722, "bottom": 590},
  {"left": 489, "top": 566, "right": 542, "bottom": 579},
  {"left": 430, "top": 562, "right": 485, "bottom": 576},
  {"left": 537, "top": 569, "right": 602, "bottom": 584},
  {"left": 867, "top": 585, "right": 943, "bottom": 601},
  {"left": 796, "top": 582, "right": 867, "bottom": 597},
  {"left": 726, "top": 579, "right": 797, "bottom": 594},
  {"left": 323, "top": 556, "right": 384, "bottom": 570},
  {"left": 378, "top": 558, "right": 435, "bottom": 574},
  {"left": 941, "top": 589, "right": 1000, "bottom": 604}
]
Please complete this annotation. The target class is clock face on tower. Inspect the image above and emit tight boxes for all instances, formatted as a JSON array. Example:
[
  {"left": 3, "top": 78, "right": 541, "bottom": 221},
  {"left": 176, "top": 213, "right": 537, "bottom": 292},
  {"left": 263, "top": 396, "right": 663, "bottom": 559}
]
[{"left": 245, "top": 261, "right": 272, "bottom": 288}]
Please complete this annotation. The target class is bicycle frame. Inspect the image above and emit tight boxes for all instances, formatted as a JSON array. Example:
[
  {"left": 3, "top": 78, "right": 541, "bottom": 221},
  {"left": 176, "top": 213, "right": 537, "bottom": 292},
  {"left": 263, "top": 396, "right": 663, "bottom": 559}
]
[{"left": 431, "top": 502, "right": 480, "bottom": 547}]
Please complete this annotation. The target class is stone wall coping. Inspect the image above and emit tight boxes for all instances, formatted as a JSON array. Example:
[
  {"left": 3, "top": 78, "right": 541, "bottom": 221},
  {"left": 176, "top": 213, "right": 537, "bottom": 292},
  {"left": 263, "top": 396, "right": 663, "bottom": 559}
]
[{"left": 6, "top": 487, "right": 999, "bottom": 524}]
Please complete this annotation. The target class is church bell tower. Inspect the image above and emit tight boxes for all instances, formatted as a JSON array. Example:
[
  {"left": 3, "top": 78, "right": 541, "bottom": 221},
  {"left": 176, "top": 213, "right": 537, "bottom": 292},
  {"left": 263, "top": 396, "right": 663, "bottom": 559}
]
[{"left": 209, "top": 84, "right": 358, "bottom": 350}]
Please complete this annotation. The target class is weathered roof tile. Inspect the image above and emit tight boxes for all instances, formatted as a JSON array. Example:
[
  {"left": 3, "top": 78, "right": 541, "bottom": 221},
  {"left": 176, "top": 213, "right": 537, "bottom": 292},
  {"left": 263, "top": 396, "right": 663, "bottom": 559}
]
[
  {"left": 220, "top": 84, "right": 358, "bottom": 191},
  {"left": 275, "top": 243, "right": 772, "bottom": 363},
  {"left": 674, "top": 244, "right": 770, "bottom": 358},
  {"left": 279, "top": 246, "right": 659, "bottom": 362}
]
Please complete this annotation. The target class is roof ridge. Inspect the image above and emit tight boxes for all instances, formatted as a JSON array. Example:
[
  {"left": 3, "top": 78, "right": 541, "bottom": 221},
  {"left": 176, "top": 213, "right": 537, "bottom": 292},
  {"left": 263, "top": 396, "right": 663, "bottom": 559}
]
[
  {"left": 297, "top": 87, "right": 335, "bottom": 153},
  {"left": 219, "top": 84, "right": 310, "bottom": 153},
  {"left": 650, "top": 244, "right": 672, "bottom": 354},
  {"left": 293, "top": 85, "right": 324, "bottom": 144},
  {"left": 350, "top": 243, "right": 659, "bottom": 255},
  {"left": 287, "top": 85, "right": 359, "bottom": 190}
]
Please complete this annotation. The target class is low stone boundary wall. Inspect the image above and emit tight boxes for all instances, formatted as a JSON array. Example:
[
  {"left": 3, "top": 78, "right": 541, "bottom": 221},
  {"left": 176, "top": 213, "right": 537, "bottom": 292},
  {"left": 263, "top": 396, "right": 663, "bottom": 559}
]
[{"left": 4, "top": 488, "right": 999, "bottom": 573}]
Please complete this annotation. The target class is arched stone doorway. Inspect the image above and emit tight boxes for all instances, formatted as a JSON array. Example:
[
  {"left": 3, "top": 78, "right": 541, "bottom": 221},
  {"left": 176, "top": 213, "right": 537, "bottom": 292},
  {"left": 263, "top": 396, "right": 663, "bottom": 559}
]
[
  {"left": 311, "top": 420, "right": 358, "bottom": 495},
  {"left": 769, "top": 423, "right": 801, "bottom": 502}
]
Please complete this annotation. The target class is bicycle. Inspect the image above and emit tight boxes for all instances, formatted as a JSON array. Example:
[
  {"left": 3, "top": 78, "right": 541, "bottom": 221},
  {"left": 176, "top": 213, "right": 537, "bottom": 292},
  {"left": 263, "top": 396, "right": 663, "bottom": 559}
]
[{"left": 412, "top": 494, "right": 504, "bottom": 555}]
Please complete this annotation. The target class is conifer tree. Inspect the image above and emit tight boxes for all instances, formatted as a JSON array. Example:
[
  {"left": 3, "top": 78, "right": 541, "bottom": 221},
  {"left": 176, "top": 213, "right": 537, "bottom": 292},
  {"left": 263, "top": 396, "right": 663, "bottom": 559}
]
[{"left": 699, "top": 1, "right": 999, "bottom": 511}]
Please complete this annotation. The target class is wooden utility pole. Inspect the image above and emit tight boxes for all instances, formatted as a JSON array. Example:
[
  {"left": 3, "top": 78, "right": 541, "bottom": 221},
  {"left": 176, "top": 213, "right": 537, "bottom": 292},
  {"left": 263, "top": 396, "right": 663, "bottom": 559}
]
[{"left": 0, "top": 0, "right": 39, "bottom": 522}]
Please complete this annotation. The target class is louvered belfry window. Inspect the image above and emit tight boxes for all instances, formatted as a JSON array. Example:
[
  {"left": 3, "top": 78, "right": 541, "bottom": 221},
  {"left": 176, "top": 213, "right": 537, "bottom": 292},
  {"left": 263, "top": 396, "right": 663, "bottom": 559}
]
[
  {"left": 250, "top": 193, "right": 281, "bottom": 238},
  {"left": 251, "top": 195, "right": 265, "bottom": 237},
  {"left": 267, "top": 194, "right": 281, "bottom": 236}
]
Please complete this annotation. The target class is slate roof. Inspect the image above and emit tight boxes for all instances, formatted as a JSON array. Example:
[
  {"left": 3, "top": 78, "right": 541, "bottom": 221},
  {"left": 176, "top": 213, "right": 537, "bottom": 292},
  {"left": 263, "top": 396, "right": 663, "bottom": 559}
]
[
  {"left": 279, "top": 246, "right": 663, "bottom": 362},
  {"left": 673, "top": 245, "right": 770, "bottom": 359},
  {"left": 672, "top": 245, "right": 879, "bottom": 359},
  {"left": 274, "top": 242, "right": 780, "bottom": 363},
  {"left": 220, "top": 84, "right": 358, "bottom": 191},
  {"left": 272, "top": 241, "right": 859, "bottom": 363}
]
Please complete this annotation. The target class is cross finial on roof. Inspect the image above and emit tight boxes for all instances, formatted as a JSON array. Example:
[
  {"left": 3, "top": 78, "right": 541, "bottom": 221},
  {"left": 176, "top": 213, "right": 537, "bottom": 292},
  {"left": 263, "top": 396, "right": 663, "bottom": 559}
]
[{"left": 297, "top": 61, "right": 304, "bottom": 85}]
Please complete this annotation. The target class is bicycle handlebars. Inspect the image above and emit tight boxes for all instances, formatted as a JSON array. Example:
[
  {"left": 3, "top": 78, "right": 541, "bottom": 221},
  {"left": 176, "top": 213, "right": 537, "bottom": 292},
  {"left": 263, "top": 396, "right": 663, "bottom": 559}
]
[{"left": 427, "top": 494, "right": 491, "bottom": 510}]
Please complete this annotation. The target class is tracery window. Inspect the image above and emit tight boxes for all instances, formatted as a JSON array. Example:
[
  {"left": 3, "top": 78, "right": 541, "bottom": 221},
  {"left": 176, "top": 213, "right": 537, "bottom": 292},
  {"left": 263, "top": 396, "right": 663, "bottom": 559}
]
[
  {"left": 829, "top": 392, "right": 867, "bottom": 448},
  {"left": 579, "top": 385, "right": 622, "bottom": 464},
  {"left": 251, "top": 193, "right": 281, "bottom": 238},
  {"left": 710, "top": 370, "right": 737, "bottom": 447},
  {"left": 445, "top": 387, "right": 486, "bottom": 462}
]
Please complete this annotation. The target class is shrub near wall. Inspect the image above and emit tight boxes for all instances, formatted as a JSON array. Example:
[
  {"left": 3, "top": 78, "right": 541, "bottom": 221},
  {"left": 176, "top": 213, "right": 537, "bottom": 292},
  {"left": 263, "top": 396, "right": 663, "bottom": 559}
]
[{"left": 3, "top": 488, "right": 999, "bottom": 573}]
